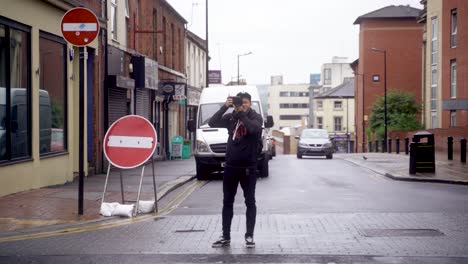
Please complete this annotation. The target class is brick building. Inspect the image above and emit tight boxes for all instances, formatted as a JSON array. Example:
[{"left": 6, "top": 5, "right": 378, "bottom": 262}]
[
  {"left": 440, "top": 0, "right": 468, "bottom": 128},
  {"left": 352, "top": 5, "right": 424, "bottom": 153}
]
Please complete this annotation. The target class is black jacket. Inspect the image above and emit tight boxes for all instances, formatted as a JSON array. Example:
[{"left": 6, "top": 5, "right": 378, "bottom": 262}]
[{"left": 208, "top": 105, "right": 263, "bottom": 167}]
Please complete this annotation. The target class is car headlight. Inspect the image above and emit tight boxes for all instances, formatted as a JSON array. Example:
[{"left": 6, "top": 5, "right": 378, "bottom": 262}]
[
  {"left": 196, "top": 140, "right": 210, "bottom": 153},
  {"left": 323, "top": 143, "right": 332, "bottom": 148},
  {"left": 299, "top": 142, "right": 309, "bottom": 147}
]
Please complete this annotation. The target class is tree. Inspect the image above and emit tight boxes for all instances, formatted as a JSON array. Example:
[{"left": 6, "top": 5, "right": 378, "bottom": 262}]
[{"left": 368, "top": 91, "right": 422, "bottom": 140}]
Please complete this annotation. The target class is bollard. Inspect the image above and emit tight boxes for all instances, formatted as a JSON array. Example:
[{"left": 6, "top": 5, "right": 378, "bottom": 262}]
[
  {"left": 375, "top": 140, "right": 379, "bottom": 153},
  {"left": 396, "top": 138, "right": 400, "bottom": 154},
  {"left": 405, "top": 137, "right": 409, "bottom": 155},
  {"left": 368, "top": 141, "right": 373, "bottom": 153},
  {"left": 461, "top": 138, "right": 467, "bottom": 163},
  {"left": 388, "top": 139, "right": 392, "bottom": 153},
  {"left": 448, "top": 136, "right": 453, "bottom": 160},
  {"left": 381, "top": 139, "right": 385, "bottom": 153}
]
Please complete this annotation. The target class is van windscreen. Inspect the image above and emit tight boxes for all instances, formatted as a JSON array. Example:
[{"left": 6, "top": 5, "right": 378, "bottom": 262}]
[{"left": 198, "top": 102, "right": 260, "bottom": 128}]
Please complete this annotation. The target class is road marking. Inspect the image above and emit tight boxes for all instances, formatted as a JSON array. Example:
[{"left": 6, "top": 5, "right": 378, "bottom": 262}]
[{"left": 0, "top": 180, "right": 205, "bottom": 243}]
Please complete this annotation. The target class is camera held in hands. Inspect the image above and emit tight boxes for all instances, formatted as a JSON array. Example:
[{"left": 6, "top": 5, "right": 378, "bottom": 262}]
[{"left": 231, "top": 96, "right": 242, "bottom": 107}]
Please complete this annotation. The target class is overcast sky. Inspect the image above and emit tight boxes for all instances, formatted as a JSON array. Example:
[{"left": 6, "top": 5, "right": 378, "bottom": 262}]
[{"left": 167, "top": 0, "right": 423, "bottom": 85}]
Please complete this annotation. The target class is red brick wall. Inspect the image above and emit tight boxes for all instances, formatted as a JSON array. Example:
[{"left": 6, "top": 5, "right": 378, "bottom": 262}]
[
  {"left": 128, "top": 0, "right": 186, "bottom": 80},
  {"left": 355, "top": 18, "right": 424, "bottom": 153},
  {"left": 442, "top": 0, "right": 468, "bottom": 128}
]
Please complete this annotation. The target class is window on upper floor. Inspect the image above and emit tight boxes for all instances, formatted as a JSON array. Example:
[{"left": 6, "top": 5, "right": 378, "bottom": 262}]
[
  {"left": 334, "top": 101, "right": 342, "bottom": 110},
  {"left": 451, "top": 9, "right": 457, "bottom": 48},
  {"left": 111, "top": 0, "right": 118, "bottom": 40}
]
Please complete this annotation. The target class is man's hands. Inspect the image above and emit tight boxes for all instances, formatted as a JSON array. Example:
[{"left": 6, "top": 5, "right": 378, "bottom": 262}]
[
  {"left": 225, "top": 97, "right": 244, "bottom": 112},
  {"left": 225, "top": 97, "right": 233, "bottom": 108}
]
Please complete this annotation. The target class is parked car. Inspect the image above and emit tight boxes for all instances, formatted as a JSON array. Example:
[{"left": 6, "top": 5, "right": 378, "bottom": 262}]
[
  {"left": 267, "top": 136, "right": 276, "bottom": 159},
  {"left": 296, "top": 129, "right": 334, "bottom": 159}
]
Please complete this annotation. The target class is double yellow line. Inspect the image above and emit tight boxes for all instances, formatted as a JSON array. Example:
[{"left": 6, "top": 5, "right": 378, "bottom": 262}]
[{"left": 0, "top": 180, "right": 205, "bottom": 243}]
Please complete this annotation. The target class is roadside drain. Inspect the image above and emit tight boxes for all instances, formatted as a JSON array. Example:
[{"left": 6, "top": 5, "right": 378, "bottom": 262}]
[{"left": 359, "top": 229, "right": 445, "bottom": 237}]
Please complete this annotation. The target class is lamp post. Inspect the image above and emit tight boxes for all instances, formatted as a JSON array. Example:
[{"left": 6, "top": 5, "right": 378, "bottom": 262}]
[
  {"left": 354, "top": 73, "right": 365, "bottom": 152},
  {"left": 237, "top": 51, "right": 252, "bottom": 85},
  {"left": 371, "top": 48, "right": 387, "bottom": 152}
]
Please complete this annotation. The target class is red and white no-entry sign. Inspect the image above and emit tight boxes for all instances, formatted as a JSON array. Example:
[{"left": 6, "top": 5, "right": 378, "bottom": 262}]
[
  {"left": 104, "top": 115, "right": 157, "bottom": 169},
  {"left": 61, "top": 7, "right": 100, "bottom": 46}
]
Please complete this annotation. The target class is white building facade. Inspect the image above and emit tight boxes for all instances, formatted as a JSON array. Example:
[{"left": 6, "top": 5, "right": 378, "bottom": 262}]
[{"left": 268, "top": 84, "right": 310, "bottom": 130}]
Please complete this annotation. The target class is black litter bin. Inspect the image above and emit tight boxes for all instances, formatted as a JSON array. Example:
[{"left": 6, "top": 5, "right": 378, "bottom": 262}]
[{"left": 409, "top": 131, "right": 436, "bottom": 174}]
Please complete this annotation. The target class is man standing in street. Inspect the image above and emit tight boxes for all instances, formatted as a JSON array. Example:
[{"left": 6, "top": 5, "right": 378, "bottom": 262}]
[{"left": 208, "top": 92, "right": 263, "bottom": 248}]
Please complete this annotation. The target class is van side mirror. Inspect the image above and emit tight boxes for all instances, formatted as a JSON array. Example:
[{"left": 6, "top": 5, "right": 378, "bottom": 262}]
[
  {"left": 187, "top": 119, "right": 196, "bottom": 132},
  {"left": 264, "top": 116, "right": 274, "bottom": 128}
]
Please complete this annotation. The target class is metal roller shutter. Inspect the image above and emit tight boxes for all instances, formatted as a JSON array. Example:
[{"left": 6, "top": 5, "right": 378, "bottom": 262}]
[
  {"left": 108, "top": 87, "right": 128, "bottom": 126},
  {"left": 136, "top": 88, "right": 151, "bottom": 120}
]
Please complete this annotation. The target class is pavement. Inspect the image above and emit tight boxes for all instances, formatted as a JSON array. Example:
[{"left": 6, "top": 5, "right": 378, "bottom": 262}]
[
  {"left": 336, "top": 152, "right": 468, "bottom": 185},
  {"left": 0, "top": 157, "right": 196, "bottom": 234}
]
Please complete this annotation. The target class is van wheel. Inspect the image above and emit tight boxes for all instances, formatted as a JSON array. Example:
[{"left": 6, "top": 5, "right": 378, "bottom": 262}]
[
  {"left": 258, "top": 153, "right": 269, "bottom": 178},
  {"left": 196, "top": 163, "right": 209, "bottom": 180},
  {"left": 326, "top": 154, "right": 333, "bottom": 159},
  {"left": 297, "top": 153, "right": 303, "bottom": 159}
]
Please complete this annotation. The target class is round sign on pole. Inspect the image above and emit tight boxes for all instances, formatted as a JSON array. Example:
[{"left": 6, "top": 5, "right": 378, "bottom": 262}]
[
  {"left": 104, "top": 115, "right": 158, "bottom": 169},
  {"left": 61, "top": 7, "right": 100, "bottom": 46}
]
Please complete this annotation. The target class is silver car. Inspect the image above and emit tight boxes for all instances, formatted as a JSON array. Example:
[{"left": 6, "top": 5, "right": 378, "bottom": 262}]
[{"left": 296, "top": 129, "right": 334, "bottom": 159}]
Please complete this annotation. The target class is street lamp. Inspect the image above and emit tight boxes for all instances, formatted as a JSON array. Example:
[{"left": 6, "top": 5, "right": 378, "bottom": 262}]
[
  {"left": 237, "top": 51, "right": 252, "bottom": 85},
  {"left": 370, "top": 48, "right": 387, "bottom": 152}
]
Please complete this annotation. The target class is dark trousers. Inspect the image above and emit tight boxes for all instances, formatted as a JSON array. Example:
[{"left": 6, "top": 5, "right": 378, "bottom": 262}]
[{"left": 222, "top": 166, "right": 257, "bottom": 240}]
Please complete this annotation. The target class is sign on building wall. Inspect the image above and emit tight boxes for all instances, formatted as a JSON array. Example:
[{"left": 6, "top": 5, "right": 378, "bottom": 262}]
[
  {"left": 208, "top": 70, "right": 222, "bottom": 84},
  {"left": 187, "top": 87, "right": 201, "bottom": 106}
]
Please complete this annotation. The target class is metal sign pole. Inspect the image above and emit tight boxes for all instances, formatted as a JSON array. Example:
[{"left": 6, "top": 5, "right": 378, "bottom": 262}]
[
  {"left": 152, "top": 158, "right": 158, "bottom": 212},
  {"left": 100, "top": 163, "right": 112, "bottom": 208},
  {"left": 134, "top": 165, "right": 146, "bottom": 216},
  {"left": 119, "top": 171, "right": 125, "bottom": 204},
  {"left": 78, "top": 46, "right": 85, "bottom": 215}
]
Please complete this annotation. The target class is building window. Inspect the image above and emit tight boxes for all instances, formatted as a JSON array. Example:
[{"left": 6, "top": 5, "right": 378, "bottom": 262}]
[
  {"left": 323, "top": 68, "right": 332, "bottom": 85},
  {"left": 334, "top": 101, "right": 342, "bottom": 110},
  {"left": 316, "top": 100, "right": 323, "bottom": 110},
  {"left": 125, "top": 0, "right": 130, "bottom": 18},
  {"left": 110, "top": 0, "right": 118, "bottom": 40},
  {"left": 334, "top": 116, "right": 342, "bottom": 131},
  {"left": 451, "top": 60, "right": 456, "bottom": 98},
  {"left": 430, "top": 112, "right": 437, "bottom": 129},
  {"left": 163, "top": 16, "right": 166, "bottom": 65},
  {"left": 431, "top": 17, "right": 438, "bottom": 65},
  {"left": 39, "top": 32, "right": 67, "bottom": 155},
  {"left": 171, "top": 23, "right": 175, "bottom": 69},
  {"left": 280, "top": 103, "right": 309, "bottom": 109},
  {"left": 0, "top": 19, "right": 31, "bottom": 162},
  {"left": 279, "top": 91, "right": 288, "bottom": 97},
  {"left": 178, "top": 27, "right": 182, "bottom": 72},
  {"left": 451, "top": 9, "right": 457, "bottom": 48},
  {"left": 317, "top": 117, "right": 323, "bottom": 129},
  {"left": 279, "top": 115, "right": 302, "bottom": 120},
  {"left": 152, "top": 9, "right": 158, "bottom": 61},
  {"left": 450, "top": 110, "right": 456, "bottom": 127},
  {"left": 430, "top": 65, "right": 437, "bottom": 111}
]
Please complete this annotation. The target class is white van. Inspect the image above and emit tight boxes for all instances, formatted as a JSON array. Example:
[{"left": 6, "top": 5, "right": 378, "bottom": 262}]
[
  {"left": 1, "top": 88, "right": 51, "bottom": 159},
  {"left": 188, "top": 85, "right": 274, "bottom": 180}
]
